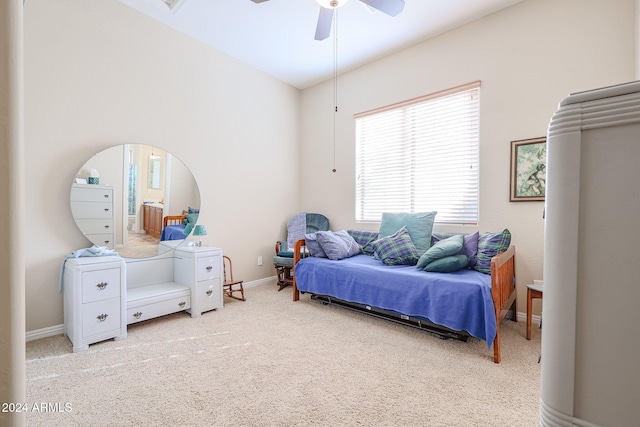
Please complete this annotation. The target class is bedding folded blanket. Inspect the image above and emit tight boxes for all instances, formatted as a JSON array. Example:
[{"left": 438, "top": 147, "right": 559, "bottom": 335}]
[
  {"left": 295, "top": 254, "right": 497, "bottom": 348},
  {"left": 287, "top": 212, "right": 307, "bottom": 250}
]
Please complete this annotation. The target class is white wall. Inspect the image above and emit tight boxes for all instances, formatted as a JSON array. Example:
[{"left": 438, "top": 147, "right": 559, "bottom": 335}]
[
  {"left": 0, "top": 1, "right": 26, "bottom": 424},
  {"left": 299, "top": 0, "right": 636, "bottom": 314},
  {"left": 24, "top": 0, "right": 301, "bottom": 331}
]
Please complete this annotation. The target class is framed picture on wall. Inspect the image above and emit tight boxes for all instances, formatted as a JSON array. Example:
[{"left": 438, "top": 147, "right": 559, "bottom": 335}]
[{"left": 510, "top": 137, "right": 546, "bottom": 202}]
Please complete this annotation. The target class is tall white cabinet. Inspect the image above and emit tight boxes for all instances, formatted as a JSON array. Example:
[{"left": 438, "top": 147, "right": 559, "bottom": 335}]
[
  {"left": 542, "top": 81, "right": 640, "bottom": 426},
  {"left": 70, "top": 183, "right": 116, "bottom": 249}
]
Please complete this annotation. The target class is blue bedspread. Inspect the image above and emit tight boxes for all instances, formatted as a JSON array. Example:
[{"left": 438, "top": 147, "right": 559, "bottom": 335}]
[
  {"left": 295, "top": 254, "right": 497, "bottom": 348},
  {"left": 161, "top": 224, "right": 188, "bottom": 241}
]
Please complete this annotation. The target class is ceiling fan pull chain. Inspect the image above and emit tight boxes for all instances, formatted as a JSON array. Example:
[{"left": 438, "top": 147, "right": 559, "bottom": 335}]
[{"left": 332, "top": 9, "right": 338, "bottom": 173}]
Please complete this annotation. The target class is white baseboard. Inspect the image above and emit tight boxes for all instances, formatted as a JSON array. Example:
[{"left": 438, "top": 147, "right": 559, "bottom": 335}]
[
  {"left": 26, "top": 324, "right": 64, "bottom": 342},
  {"left": 243, "top": 276, "right": 276, "bottom": 289},
  {"left": 516, "top": 311, "right": 542, "bottom": 325},
  {"left": 26, "top": 277, "right": 278, "bottom": 341}
]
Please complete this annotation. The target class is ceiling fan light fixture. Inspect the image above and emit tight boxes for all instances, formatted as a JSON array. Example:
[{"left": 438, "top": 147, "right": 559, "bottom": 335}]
[{"left": 316, "top": 0, "right": 349, "bottom": 9}]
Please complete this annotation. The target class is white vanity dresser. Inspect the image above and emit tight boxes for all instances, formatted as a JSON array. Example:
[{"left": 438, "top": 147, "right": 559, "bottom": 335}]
[
  {"left": 63, "top": 245, "right": 223, "bottom": 352},
  {"left": 65, "top": 143, "right": 221, "bottom": 352}
]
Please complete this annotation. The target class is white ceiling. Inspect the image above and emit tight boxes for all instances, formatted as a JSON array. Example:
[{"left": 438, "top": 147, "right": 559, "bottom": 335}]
[{"left": 119, "top": 0, "right": 523, "bottom": 89}]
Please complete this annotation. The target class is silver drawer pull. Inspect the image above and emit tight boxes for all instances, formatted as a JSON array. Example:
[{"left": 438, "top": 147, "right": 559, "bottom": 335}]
[
  {"left": 206, "top": 289, "right": 213, "bottom": 296},
  {"left": 96, "top": 282, "right": 108, "bottom": 290},
  {"left": 206, "top": 266, "right": 213, "bottom": 271},
  {"left": 104, "top": 225, "right": 110, "bottom": 229},
  {"left": 97, "top": 314, "right": 109, "bottom": 322},
  {"left": 133, "top": 312, "right": 142, "bottom": 319},
  {"left": 179, "top": 301, "right": 186, "bottom": 308},
  {"left": 103, "top": 194, "right": 110, "bottom": 198}
]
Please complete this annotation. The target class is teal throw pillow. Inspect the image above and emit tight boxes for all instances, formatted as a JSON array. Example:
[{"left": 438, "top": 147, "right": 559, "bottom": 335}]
[
  {"left": 416, "top": 234, "right": 464, "bottom": 269},
  {"left": 378, "top": 212, "right": 437, "bottom": 255},
  {"left": 424, "top": 254, "right": 470, "bottom": 273},
  {"left": 185, "top": 213, "right": 199, "bottom": 225},
  {"left": 371, "top": 226, "right": 421, "bottom": 266}
]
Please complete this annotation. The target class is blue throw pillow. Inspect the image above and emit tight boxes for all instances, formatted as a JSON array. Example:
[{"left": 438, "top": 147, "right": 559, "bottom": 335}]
[
  {"left": 304, "top": 232, "right": 327, "bottom": 258},
  {"left": 334, "top": 230, "right": 361, "bottom": 258},
  {"left": 416, "top": 234, "right": 464, "bottom": 269},
  {"left": 474, "top": 229, "right": 511, "bottom": 275},
  {"left": 425, "top": 254, "right": 470, "bottom": 273},
  {"left": 378, "top": 212, "right": 437, "bottom": 255},
  {"left": 371, "top": 226, "right": 421, "bottom": 266},
  {"left": 315, "top": 230, "right": 360, "bottom": 261}
]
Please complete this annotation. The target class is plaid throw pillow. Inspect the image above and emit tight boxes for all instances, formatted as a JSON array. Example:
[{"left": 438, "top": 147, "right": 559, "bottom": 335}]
[
  {"left": 347, "top": 230, "right": 379, "bottom": 255},
  {"left": 474, "top": 229, "right": 511, "bottom": 274},
  {"left": 371, "top": 226, "right": 420, "bottom": 266}
]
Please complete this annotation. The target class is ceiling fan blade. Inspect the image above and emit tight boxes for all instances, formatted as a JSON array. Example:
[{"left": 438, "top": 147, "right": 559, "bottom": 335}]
[
  {"left": 314, "top": 7, "right": 334, "bottom": 41},
  {"left": 359, "top": 0, "right": 405, "bottom": 17}
]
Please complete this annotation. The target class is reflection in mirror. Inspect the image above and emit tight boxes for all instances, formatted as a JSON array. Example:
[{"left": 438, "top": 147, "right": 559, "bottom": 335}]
[
  {"left": 148, "top": 150, "right": 163, "bottom": 190},
  {"left": 71, "top": 144, "right": 200, "bottom": 259}
]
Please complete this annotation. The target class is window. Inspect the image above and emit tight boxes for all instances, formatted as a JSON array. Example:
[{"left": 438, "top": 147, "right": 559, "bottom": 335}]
[{"left": 354, "top": 81, "right": 480, "bottom": 224}]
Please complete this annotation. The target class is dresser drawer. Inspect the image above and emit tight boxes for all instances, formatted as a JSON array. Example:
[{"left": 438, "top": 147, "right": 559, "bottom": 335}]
[
  {"left": 127, "top": 295, "right": 191, "bottom": 324},
  {"left": 196, "top": 255, "right": 220, "bottom": 282},
  {"left": 82, "top": 268, "right": 121, "bottom": 303},
  {"left": 71, "top": 186, "right": 114, "bottom": 203},
  {"left": 84, "top": 233, "right": 115, "bottom": 249},
  {"left": 195, "top": 281, "right": 222, "bottom": 313},
  {"left": 82, "top": 297, "right": 121, "bottom": 337},
  {"left": 75, "top": 218, "right": 114, "bottom": 235},
  {"left": 71, "top": 201, "right": 114, "bottom": 219}
]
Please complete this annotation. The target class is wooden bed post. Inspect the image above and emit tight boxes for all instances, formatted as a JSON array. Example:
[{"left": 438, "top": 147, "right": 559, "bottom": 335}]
[
  {"left": 292, "top": 239, "right": 306, "bottom": 301},
  {"left": 490, "top": 245, "right": 517, "bottom": 363}
]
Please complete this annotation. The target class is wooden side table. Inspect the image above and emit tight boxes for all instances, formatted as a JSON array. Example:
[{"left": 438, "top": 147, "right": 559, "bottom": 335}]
[{"left": 526, "top": 282, "right": 543, "bottom": 340}]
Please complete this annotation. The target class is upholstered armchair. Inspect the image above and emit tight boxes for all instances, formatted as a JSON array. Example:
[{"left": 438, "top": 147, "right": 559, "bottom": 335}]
[{"left": 274, "top": 213, "right": 329, "bottom": 291}]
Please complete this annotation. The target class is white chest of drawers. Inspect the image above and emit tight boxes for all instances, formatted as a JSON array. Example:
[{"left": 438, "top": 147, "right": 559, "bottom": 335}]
[
  {"left": 63, "top": 256, "right": 127, "bottom": 353},
  {"left": 174, "top": 246, "right": 223, "bottom": 317},
  {"left": 70, "top": 183, "right": 116, "bottom": 249}
]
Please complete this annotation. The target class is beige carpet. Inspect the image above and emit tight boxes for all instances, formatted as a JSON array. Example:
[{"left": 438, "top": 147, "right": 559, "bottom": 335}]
[{"left": 26, "top": 283, "right": 541, "bottom": 426}]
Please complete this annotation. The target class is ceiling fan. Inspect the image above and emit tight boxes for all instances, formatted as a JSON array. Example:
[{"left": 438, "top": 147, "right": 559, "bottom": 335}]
[{"left": 251, "top": 0, "right": 406, "bottom": 41}]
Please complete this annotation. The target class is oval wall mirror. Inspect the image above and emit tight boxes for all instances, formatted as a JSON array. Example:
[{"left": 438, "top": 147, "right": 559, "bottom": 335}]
[{"left": 70, "top": 144, "right": 200, "bottom": 259}]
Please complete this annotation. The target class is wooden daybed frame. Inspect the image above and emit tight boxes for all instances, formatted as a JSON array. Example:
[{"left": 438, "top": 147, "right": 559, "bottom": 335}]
[
  {"left": 163, "top": 212, "right": 187, "bottom": 228},
  {"left": 291, "top": 240, "right": 517, "bottom": 363}
]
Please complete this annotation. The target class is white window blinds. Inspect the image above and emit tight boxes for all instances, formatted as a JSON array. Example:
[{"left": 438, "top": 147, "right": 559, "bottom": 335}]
[{"left": 355, "top": 81, "right": 480, "bottom": 224}]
